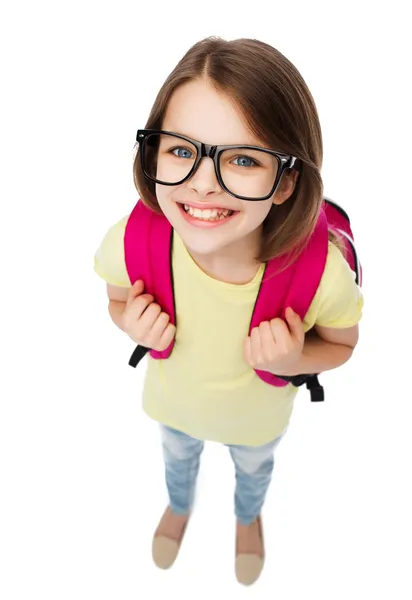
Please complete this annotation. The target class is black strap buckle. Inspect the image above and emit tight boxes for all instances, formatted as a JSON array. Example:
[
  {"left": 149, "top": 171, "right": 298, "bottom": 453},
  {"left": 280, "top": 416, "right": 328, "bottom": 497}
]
[
  {"left": 128, "top": 345, "right": 150, "bottom": 368},
  {"left": 277, "top": 373, "right": 325, "bottom": 402},
  {"left": 305, "top": 375, "right": 325, "bottom": 402}
]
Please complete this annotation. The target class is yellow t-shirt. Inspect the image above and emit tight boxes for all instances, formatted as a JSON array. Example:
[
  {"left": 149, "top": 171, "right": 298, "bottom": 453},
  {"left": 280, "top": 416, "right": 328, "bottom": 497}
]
[{"left": 94, "top": 215, "right": 363, "bottom": 446}]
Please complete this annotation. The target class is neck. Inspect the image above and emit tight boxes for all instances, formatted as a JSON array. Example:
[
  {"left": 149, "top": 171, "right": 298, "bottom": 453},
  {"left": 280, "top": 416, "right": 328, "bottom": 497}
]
[{"left": 187, "top": 231, "right": 263, "bottom": 285}]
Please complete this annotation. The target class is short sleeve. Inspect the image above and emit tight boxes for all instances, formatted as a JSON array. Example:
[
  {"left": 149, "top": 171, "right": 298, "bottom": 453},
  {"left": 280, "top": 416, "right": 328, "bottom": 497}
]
[
  {"left": 303, "top": 242, "right": 364, "bottom": 330},
  {"left": 93, "top": 215, "right": 131, "bottom": 287}
]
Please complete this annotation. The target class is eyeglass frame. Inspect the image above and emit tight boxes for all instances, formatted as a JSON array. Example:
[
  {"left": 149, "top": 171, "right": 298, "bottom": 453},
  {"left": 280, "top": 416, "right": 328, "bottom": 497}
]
[{"left": 136, "top": 129, "right": 301, "bottom": 201}]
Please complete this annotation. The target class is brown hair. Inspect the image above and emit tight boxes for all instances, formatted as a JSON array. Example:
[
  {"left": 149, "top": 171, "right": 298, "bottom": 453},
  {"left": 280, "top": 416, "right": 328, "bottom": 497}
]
[{"left": 133, "top": 36, "right": 342, "bottom": 264}]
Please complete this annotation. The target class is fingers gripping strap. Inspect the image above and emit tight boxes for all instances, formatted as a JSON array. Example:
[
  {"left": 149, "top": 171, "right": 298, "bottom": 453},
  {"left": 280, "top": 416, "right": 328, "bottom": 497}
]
[{"left": 124, "top": 200, "right": 175, "bottom": 364}]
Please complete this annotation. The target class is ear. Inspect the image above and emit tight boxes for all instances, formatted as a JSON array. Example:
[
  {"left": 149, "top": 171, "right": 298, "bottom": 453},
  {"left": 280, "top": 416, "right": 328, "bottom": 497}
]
[{"left": 272, "top": 169, "right": 299, "bottom": 206}]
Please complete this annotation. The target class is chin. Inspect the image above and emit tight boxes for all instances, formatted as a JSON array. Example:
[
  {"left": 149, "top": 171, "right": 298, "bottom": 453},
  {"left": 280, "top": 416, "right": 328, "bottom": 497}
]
[{"left": 176, "top": 230, "right": 224, "bottom": 256}]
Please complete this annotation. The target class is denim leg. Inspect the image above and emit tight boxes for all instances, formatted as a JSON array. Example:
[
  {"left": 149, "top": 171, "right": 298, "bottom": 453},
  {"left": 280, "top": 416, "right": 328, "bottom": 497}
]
[
  {"left": 228, "top": 431, "right": 286, "bottom": 526},
  {"left": 160, "top": 425, "right": 205, "bottom": 516}
]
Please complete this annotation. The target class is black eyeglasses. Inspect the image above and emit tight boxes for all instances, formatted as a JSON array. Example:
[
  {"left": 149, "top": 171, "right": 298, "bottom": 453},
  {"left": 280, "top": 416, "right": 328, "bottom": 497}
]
[{"left": 136, "top": 129, "right": 300, "bottom": 201}]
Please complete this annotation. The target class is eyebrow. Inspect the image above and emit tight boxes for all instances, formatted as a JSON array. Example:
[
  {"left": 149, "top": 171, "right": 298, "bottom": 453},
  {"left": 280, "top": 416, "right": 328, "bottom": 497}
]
[{"left": 161, "top": 128, "right": 268, "bottom": 148}]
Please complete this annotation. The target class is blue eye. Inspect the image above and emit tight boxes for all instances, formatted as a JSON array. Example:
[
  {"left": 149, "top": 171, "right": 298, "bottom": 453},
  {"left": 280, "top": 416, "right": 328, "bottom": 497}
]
[
  {"left": 171, "top": 147, "right": 194, "bottom": 159},
  {"left": 233, "top": 156, "right": 257, "bottom": 167}
]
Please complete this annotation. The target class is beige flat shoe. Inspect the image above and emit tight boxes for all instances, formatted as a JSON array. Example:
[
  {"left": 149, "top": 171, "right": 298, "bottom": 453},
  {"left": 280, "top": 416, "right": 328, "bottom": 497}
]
[
  {"left": 152, "top": 508, "right": 189, "bottom": 569},
  {"left": 235, "top": 515, "right": 265, "bottom": 586}
]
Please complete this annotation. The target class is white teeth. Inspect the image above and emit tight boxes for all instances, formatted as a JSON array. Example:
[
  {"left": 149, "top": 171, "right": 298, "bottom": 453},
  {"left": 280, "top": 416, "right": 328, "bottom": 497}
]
[{"left": 183, "top": 204, "right": 232, "bottom": 221}]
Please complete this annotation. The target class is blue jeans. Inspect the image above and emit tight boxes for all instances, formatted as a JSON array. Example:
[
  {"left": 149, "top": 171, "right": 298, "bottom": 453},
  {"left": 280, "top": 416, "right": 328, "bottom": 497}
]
[{"left": 160, "top": 425, "right": 286, "bottom": 526}]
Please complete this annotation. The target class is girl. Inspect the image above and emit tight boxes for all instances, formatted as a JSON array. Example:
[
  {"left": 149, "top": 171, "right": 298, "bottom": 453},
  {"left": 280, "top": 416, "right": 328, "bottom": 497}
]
[{"left": 94, "top": 37, "right": 363, "bottom": 586}]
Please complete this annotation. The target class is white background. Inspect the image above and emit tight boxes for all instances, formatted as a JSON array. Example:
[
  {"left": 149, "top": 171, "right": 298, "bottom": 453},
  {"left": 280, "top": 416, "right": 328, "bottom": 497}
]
[{"left": 1, "top": 1, "right": 411, "bottom": 598}]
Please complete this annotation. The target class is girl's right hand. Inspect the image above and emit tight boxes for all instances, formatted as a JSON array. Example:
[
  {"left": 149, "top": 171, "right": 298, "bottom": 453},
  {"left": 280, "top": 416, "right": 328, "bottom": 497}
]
[{"left": 122, "top": 280, "right": 176, "bottom": 351}]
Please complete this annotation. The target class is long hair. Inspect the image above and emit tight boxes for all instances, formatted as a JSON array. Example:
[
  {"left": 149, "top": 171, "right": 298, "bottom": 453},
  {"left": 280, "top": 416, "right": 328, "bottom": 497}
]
[{"left": 133, "top": 37, "right": 339, "bottom": 263}]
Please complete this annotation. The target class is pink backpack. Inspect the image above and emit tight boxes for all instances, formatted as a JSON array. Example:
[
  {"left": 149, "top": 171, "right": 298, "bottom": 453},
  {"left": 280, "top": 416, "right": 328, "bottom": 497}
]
[{"left": 124, "top": 197, "right": 361, "bottom": 402}]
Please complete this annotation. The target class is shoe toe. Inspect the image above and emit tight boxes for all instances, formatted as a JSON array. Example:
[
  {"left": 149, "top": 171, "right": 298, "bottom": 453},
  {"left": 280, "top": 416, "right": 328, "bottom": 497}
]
[
  {"left": 152, "top": 535, "right": 179, "bottom": 569},
  {"left": 235, "top": 553, "right": 264, "bottom": 586}
]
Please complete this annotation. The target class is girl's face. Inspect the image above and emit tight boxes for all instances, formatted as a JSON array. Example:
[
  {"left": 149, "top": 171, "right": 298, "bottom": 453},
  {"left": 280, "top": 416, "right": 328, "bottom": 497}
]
[{"left": 156, "top": 78, "right": 296, "bottom": 264}]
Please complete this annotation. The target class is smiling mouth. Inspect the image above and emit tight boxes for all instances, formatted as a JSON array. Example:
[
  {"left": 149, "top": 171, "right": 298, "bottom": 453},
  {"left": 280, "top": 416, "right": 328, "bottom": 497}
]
[{"left": 178, "top": 202, "right": 238, "bottom": 222}]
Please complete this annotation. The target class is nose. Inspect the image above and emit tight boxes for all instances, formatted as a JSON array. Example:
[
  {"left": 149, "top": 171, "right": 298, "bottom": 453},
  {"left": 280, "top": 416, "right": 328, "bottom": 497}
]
[{"left": 187, "top": 157, "right": 221, "bottom": 197}]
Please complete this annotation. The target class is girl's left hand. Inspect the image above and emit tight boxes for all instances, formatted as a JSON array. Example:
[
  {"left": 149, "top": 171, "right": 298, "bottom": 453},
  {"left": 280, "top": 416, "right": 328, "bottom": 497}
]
[{"left": 243, "top": 307, "right": 305, "bottom": 376}]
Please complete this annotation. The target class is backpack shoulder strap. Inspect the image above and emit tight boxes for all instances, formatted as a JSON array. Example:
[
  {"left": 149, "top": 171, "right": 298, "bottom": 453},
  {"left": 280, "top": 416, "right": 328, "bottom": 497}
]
[
  {"left": 284, "top": 208, "right": 329, "bottom": 401},
  {"left": 254, "top": 208, "right": 329, "bottom": 400},
  {"left": 283, "top": 208, "right": 329, "bottom": 318},
  {"left": 323, "top": 197, "right": 362, "bottom": 286},
  {"left": 124, "top": 200, "right": 175, "bottom": 366},
  {"left": 253, "top": 208, "right": 329, "bottom": 329}
]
